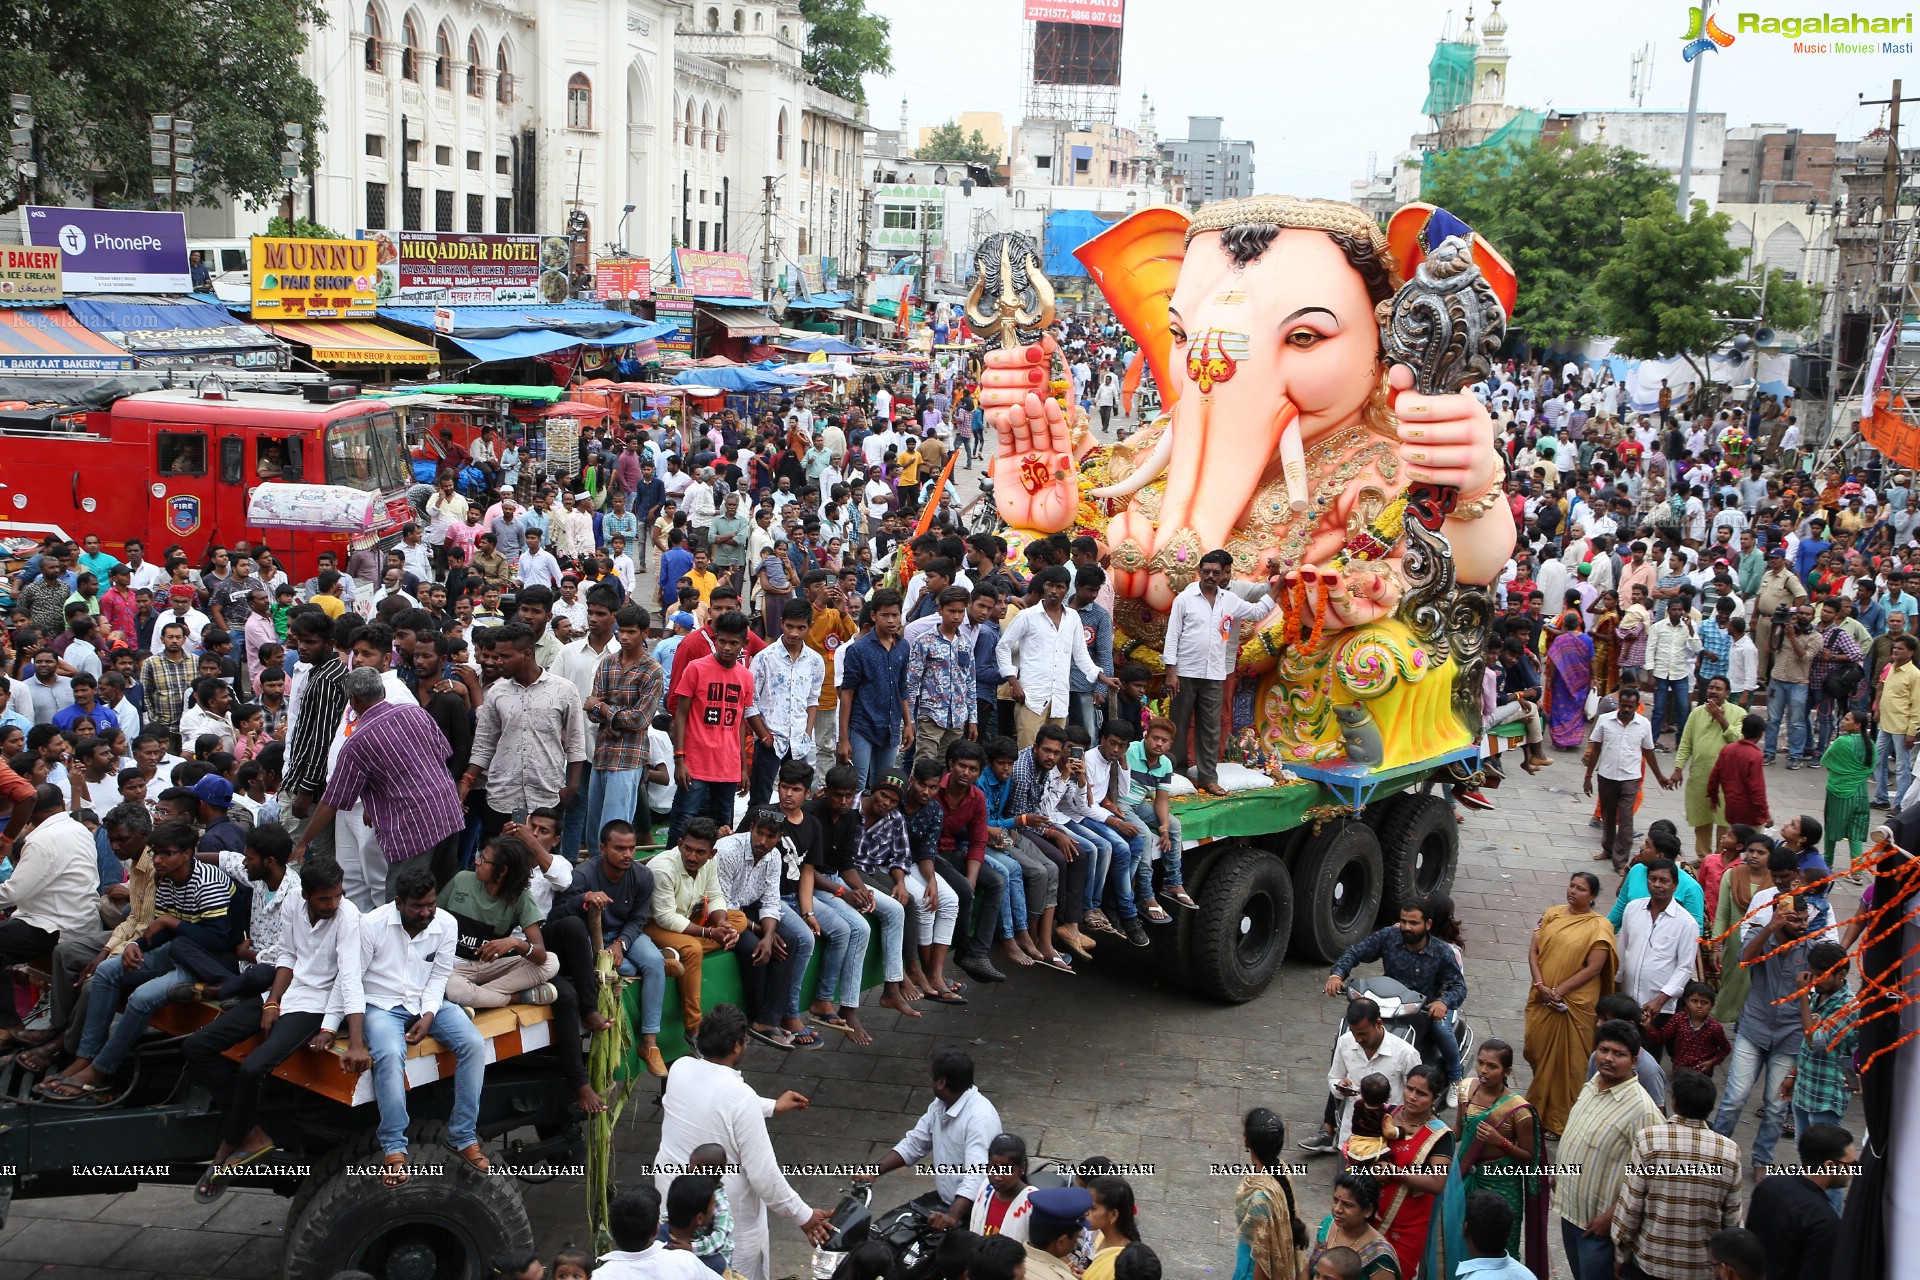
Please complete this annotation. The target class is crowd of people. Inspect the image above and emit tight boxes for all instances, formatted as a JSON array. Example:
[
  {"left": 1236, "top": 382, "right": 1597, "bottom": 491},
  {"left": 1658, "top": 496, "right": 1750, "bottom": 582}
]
[{"left": 0, "top": 333, "right": 1885, "bottom": 1280}]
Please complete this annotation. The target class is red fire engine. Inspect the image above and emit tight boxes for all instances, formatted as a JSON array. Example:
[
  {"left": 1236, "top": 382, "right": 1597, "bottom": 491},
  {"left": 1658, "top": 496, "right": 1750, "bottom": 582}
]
[{"left": 0, "top": 379, "right": 413, "bottom": 574}]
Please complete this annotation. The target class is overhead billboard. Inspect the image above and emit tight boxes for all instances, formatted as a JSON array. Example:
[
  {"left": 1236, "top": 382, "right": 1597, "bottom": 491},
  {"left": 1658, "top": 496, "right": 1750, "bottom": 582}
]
[
  {"left": 22, "top": 207, "right": 191, "bottom": 293},
  {"left": 595, "top": 257, "right": 653, "bottom": 302},
  {"left": 361, "top": 230, "right": 563, "bottom": 305},
  {"left": 1023, "top": 0, "right": 1123, "bottom": 25},
  {"left": 249, "top": 237, "right": 380, "bottom": 320},
  {"left": 671, "top": 248, "right": 755, "bottom": 298}
]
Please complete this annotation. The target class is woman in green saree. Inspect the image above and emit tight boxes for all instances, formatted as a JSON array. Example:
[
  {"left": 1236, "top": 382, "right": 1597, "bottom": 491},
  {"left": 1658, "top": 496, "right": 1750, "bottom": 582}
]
[
  {"left": 1428, "top": 1039, "right": 1547, "bottom": 1279},
  {"left": 1820, "top": 710, "right": 1874, "bottom": 880}
]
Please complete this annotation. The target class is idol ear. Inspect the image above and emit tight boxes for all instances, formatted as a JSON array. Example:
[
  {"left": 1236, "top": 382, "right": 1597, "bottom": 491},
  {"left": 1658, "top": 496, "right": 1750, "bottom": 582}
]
[
  {"left": 1074, "top": 206, "right": 1191, "bottom": 413},
  {"left": 1386, "top": 202, "right": 1518, "bottom": 319}
]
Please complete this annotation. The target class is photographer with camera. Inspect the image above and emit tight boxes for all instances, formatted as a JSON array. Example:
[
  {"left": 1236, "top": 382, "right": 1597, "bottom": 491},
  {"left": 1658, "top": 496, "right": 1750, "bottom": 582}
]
[
  {"left": 1752, "top": 549, "right": 1809, "bottom": 685},
  {"left": 1764, "top": 600, "right": 1818, "bottom": 769},
  {"left": 1808, "top": 598, "right": 1865, "bottom": 762}
]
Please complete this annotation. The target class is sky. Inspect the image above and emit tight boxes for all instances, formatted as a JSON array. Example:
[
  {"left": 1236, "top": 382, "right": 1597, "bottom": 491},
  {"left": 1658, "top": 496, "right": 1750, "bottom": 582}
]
[{"left": 862, "top": 0, "right": 1909, "bottom": 198}]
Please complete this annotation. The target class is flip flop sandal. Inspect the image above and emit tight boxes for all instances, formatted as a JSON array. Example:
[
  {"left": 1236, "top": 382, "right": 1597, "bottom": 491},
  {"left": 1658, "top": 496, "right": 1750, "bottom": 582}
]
[
  {"left": 786, "top": 1028, "right": 824, "bottom": 1049},
  {"left": 1059, "top": 934, "right": 1095, "bottom": 961},
  {"left": 1144, "top": 905, "right": 1174, "bottom": 925},
  {"left": 382, "top": 1155, "right": 411, "bottom": 1188},
  {"left": 194, "top": 1145, "right": 277, "bottom": 1204},
  {"left": 925, "top": 988, "right": 968, "bottom": 1006},
  {"left": 810, "top": 1013, "right": 855, "bottom": 1034},
  {"left": 748, "top": 1027, "right": 794, "bottom": 1049},
  {"left": 1042, "top": 953, "right": 1076, "bottom": 974},
  {"left": 1165, "top": 890, "right": 1198, "bottom": 910}
]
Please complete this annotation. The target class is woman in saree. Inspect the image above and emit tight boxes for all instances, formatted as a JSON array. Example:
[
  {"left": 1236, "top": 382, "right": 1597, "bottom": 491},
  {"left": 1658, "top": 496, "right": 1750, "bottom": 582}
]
[
  {"left": 1376, "top": 1065, "right": 1455, "bottom": 1279},
  {"left": 1233, "top": 1108, "right": 1305, "bottom": 1280},
  {"left": 1302, "top": 1173, "right": 1402, "bottom": 1280},
  {"left": 1821, "top": 709, "right": 1875, "bottom": 881},
  {"left": 1710, "top": 835, "right": 1772, "bottom": 1021},
  {"left": 1541, "top": 611, "right": 1595, "bottom": 751},
  {"left": 1588, "top": 590, "right": 1622, "bottom": 697},
  {"left": 1428, "top": 1040, "right": 1547, "bottom": 1280},
  {"left": 1521, "top": 871, "right": 1616, "bottom": 1137}
]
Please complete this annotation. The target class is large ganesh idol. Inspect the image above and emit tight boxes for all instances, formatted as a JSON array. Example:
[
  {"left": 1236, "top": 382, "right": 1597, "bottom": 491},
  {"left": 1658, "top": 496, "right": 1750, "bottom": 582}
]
[{"left": 980, "top": 197, "right": 1519, "bottom": 769}]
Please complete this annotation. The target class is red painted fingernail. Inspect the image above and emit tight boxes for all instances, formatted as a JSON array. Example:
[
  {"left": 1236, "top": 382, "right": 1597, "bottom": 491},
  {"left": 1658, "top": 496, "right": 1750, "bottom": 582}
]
[
  {"left": 1028, "top": 369, "right": 1043, "bottom": 384},
  {"left": 1027, "top": 344, "right": 1043, "bottom": 361}
]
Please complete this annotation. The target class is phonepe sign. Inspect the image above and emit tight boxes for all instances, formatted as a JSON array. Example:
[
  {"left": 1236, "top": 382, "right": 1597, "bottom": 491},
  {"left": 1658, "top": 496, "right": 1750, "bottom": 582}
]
[{"left": 23, "top": 206, "right": 191, "bottom": 293}]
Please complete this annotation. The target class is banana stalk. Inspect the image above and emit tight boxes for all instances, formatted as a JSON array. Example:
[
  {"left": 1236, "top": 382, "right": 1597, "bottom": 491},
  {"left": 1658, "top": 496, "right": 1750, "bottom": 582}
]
[{"left": 585, "top": 906, "right": 636, "bottom": 1254}]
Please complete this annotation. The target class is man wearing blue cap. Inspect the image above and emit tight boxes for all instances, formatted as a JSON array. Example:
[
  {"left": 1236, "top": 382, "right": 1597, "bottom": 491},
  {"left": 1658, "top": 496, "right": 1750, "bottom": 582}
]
[{"left": 1023, "top": 1186, "right": 1092, "bottom": 1280}]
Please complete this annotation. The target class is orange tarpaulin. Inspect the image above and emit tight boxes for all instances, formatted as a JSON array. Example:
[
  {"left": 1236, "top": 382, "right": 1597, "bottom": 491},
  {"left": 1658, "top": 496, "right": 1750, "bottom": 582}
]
[{"left": 1861, "top": 390, "right": 1919, "bottom": 469}]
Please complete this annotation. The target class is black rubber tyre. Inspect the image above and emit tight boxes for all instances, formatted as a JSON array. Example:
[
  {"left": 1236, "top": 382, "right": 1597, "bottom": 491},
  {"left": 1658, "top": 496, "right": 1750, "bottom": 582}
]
[
  {"left": 1154, "top": 842, "right": 1228, "bottom": 993},
  {"left": 283, "top": 1120, "right": 533, "bottom": 1280},
  {"left": 1289, "top": 819, "right": 1385, "bottom": 963},
  {"left": 1188, "top": 847, "right": 1294, "bottom": 1003},
  {"left": 1371, "top": 793, "right": 1459, "bottom": 924}
]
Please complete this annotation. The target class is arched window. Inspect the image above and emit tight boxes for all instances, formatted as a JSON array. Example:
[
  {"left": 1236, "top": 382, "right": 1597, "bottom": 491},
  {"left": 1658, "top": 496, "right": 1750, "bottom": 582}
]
[
  {"left": 753, "top": 11, "right": 763, "bottom": 30},
  {"left": 496, "top": 41, "right": 512, "bottom": 102},
  {"left": 434, "top": 26, "right": 452, "bottom": 89},
  {"left": 466, "top": 36, "right": 481, "bottom": 95},
  {"left": 780, "top": 23, "right": 790, "bottom": 41},
  {"left": 733, "top": 8, "right": 744, "bottom": 31},
  {"left": 567, "top": 73, "right": 592, "bottom": 129},
  {"left": 776, "top": 107, "right": 787, "bottom": 160},
  {"left": 705, "top": 6, "right": 719, "bottom": 29},
  {"left": 363, "top": 4, "right": 383, "bottom": 70},
  {"left": 700, "top": 104, "right": 711, "bottom": 150},
  {"left": 716, "top": 108, "right": 727, "bottom": 153},
  {"left": 684, "top": 101, "right": 695, "bottom": 147},
  {"left": 400, "top": 14, "right": 419, "bottom": 80}
]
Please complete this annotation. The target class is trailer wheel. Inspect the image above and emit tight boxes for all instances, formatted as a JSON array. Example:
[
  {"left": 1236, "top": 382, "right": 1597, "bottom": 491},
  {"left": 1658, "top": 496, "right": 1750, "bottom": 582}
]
[
  {"left": 1370, "top": 794, "right": 1459, "bottom": 924},
  {"left": 1290, "top": 819, "right": 1384, "bottom": 963},
  {"left": 1188, "top": 846, "right": 1293, "bottom": 1003},
  {"left": 284, "top": 1120, "right": 534, "bottom": 1280}
]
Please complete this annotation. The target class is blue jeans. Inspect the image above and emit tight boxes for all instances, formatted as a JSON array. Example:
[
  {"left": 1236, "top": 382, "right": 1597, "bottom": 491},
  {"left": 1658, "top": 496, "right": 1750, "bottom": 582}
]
[
  {"left": 1560, "top": 1216, "right": 1615, "bottom": 1280},
  {"left": 1712, "top": 1032, "right": 1797, "bottom": 1168},
  {"left": 822, "top": 873, "right": 906, "bottom": 983},
  {"left": 668, "top": 778, "right": 738, "bottom": 845},
  {"left": 1875, "top": 730, "right": 1913, "bottom": 806},
  {"left": 78, "top": 940, "right": 184, "bottom": 1074},
  {"left": 365, "top": 1002, "right": 485, "bottom": 1157},
  {"left": 771, "top": 907, "right": 817, "bottom": 1020},
  {"left": 792, "top": 891, "right": 870, "bottom": 1009},
  {"left": 1067, "top": 819, "right": 1139, "bottom": 920},
  {"left": 1063, "top": 821, "right": 1113, "bottom": 910},
  {"left": 1765, "top": 680, "right": 1810, "bottom": 761},
  {"left": 846, "top": 732, "right": 898, "bottom": 791},
  {"left": 558, "top": 783, "right": 591, "bottom": 859},
  {"left": 983, "top": 849, "right": 1027, "bottom": 935},
  {"left": 1650, "top": 676, "right": 1691, "bottom": 745},
  {"left": 587, "top": 767, "right": 643, "bottom": 850},
  {"left": 1792, "top": 1104, "right": 1848, "bottom": 1214},
  {"left": 1129, "top": 802, "right": 1182, "bottom": 901},
  {"left": 614, "top": 934, "right": 668, "bottom": 1036}
]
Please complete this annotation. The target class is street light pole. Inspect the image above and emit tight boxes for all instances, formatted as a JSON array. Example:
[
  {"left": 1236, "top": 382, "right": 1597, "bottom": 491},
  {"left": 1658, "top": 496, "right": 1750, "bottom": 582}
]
[{"left": 1675, "top": 54, "right": 1704, "bottom": 215}]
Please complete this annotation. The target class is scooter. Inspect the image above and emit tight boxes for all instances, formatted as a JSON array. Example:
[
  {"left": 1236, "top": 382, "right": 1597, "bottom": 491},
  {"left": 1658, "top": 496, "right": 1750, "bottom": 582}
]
[
  {"left": 1338, "top": 975, "right": 1477, "bottom": 1098},
  {"left": 808, "top": 1160, "right": 1073, "bottom": 1278}
]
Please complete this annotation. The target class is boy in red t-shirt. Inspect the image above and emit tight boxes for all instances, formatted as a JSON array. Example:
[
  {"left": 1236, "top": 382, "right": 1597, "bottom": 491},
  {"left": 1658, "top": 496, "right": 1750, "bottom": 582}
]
[{"left": 668, "top": 610, "right": 755, "bottom": 842}]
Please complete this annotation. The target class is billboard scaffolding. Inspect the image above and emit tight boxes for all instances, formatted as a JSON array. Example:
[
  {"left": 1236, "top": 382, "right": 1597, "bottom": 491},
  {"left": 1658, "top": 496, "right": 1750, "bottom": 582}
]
[{"left": 1023, "top": 0, "right": 1123, "bottom": 126}]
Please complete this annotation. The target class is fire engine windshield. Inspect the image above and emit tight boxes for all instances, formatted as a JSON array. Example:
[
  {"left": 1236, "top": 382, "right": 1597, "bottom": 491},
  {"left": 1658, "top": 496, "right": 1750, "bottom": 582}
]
[{"left": 323, "top": 412, "right": 405, "bottom": 493}]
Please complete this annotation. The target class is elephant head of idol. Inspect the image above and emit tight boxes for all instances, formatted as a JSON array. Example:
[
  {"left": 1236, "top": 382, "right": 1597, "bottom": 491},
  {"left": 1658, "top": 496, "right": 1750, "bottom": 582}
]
[{"left": 1083, "top": 198, "right": 1402, "bottom": 613}]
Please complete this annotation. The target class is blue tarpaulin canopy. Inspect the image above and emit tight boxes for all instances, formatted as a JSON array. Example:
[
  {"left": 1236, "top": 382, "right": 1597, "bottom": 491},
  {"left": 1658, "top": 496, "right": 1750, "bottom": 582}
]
[
  {"left": 671, "top": 366, "right": 814, "bottom": 392},
  {"left": 64, "top": 297, "right": 285, "bottom": 366},
  {"left": 781, "top": 291, "right": 854, "bottom": 313},
  {"left": 378, "top": 305, "right": 677, "bottom": 364},
  {"left": 1043, "top": 210, "right": 1125, "bottom": 278},
  {"left": 776, "top": 334, "right": 867, "bottom": 355}
]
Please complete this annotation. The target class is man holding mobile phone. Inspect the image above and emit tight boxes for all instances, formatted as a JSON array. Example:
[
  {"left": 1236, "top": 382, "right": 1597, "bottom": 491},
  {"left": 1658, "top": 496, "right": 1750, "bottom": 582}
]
[{"left": 1299, "top": 997, "right": 1419, "bottom": 1156}]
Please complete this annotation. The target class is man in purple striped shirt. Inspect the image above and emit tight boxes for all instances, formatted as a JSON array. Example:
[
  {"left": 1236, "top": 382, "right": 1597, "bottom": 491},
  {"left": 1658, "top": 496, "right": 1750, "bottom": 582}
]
[{"left": 292, "top": 667, "right": 465, "bottom": 903}]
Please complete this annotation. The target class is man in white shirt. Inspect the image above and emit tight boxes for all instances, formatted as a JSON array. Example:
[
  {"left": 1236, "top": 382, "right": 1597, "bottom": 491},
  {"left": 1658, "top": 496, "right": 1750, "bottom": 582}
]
[
  {"left": 0, "top": 792, "right": 102, "bottom": 999},
  {"left": 516, "top": 527, "right": 563, "bottom": 590},
  {"left": 868, "top": 1046, "right": 1003, "bottom": 1226},
  {"left": 995, "top": 566, "right": 1113, "bottom": 748},
  {"left": 1300, "top": 997, "right": 1422, "bottom": 1152},
  {"left": 1161, "top": 551, "right": 1271, "bottom": 794},
  {"left": 184, "top": 852, "right": 366, "bottom": 1190},
  {"left": 1616, "top": 857, "right": 1697, "bottom": 1053},
  {"left": 1585, "top": 687, "right": 1676, "bottom": 874},
  {"left": 654, "top": 1007, "right": 831, "bottom": 1279},
  {"left": 360, "top": 865, "right": 489, "bottom": 1179},
  {"left": 123, "top": 540, "right": 169, "bottom": 593},
  {"left": 683, "top": 470, "right": 718, "bottom": 552}
]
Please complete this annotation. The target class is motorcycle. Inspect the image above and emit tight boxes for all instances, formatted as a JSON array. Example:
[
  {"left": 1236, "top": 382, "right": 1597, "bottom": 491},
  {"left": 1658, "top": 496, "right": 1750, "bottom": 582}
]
[
  {"left": 808, "top": 1160, "right": 1072, "bottom": 1278},
  {"left": 1337, "top": 975, "right": 1477, "bottom": 1103}
]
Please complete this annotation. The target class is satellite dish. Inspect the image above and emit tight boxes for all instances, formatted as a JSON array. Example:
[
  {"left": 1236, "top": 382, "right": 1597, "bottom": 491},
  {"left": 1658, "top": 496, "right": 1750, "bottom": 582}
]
[{"left": 1753, "top": 326, "right": 1776, "bottom": 347}]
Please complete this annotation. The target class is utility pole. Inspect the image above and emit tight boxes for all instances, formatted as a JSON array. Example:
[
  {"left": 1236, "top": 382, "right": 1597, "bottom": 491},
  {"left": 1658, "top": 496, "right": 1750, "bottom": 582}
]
[
  {"left": 856, "top": 184, "right": 872, "bottom": 310},
  {"left": 1859, "top": 78, "right": 1915, "bottom": 214},
  {"left": 762, "top": 174, "right": 776, "bottom": 300},
  {"left": 1675, "top": 52, "right": 1704, "bottom": 215}
]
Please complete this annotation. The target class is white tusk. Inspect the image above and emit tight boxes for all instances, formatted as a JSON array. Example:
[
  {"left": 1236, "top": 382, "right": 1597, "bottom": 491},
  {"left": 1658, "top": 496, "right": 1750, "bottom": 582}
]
[
  {"left": 1278, "top": 415, "right": 1307, "bottom": 514},
  {"left": 1090, "top": 427, "right": 1173, "bottom": 499}
]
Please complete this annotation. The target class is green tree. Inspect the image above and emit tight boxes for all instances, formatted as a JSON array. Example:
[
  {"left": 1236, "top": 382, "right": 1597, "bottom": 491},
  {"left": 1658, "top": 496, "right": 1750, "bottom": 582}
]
[
  {"left": 1595, "top": 200, "right": 1745, "bottom": 380},
  {"left": 797, "top": 0, "right": 891, "bottom": 105},
  {"left": 1421, "top": 137, "right": 1673, "bottom": 345},
  {"left": 0, "top": 0, "right": 326, "bottom": 212},
  {"left": 1747, "top": 266, "right": 1817, "bottom": 334},
  {"left": 266, "top": 216, "right": 345, "bottom": 240},
  {"left": 918, "top": 121, "right": 1000, "bottom": 166}
]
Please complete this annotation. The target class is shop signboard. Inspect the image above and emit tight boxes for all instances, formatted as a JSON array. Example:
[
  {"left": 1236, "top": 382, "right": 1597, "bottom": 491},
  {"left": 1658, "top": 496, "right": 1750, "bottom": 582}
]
[
  {"left": 249, "top": 237, "right": 380, "bottom": 319},
  {"left": 0, "top": 247, "right": 62, "bottom": 303},
  {"left": 360, "top": 231, "right": 558, "bottom": 304},
  {"left": 671, "top": 248, "right": 754, "bottom": 298},
  {"left": 23, "top": 207, "right": 189, "bottom": 293}
]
